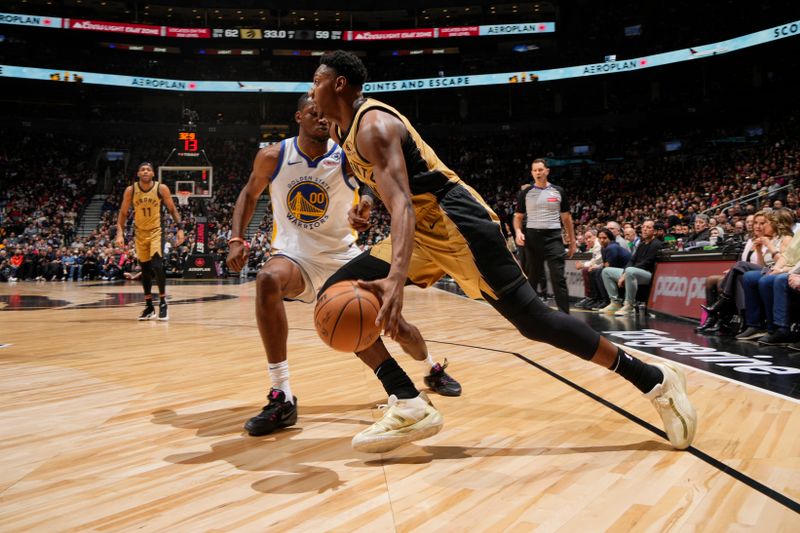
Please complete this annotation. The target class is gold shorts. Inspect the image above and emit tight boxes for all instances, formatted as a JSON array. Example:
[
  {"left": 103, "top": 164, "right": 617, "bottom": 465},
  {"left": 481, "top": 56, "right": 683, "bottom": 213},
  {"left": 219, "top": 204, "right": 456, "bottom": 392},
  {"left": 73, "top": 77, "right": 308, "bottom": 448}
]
[
  {"left": 369, "top": 183, "right": 525, "bottom": 300},
  {"left": 135, "top": 226, "right": 163, "bottom": 262}
]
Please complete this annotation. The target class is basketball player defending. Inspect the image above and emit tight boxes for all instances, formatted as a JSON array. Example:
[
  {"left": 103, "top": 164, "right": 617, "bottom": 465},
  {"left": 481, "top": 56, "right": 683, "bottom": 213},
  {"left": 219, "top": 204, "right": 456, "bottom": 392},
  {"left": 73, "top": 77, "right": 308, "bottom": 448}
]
[
  {"left": 311, "top": 51, "right": 697, "bottom": 453},
  {"left": 226, "top": 94, "right": 461, "bottom": 437},
  {"left": 116, "top": 162, "right": 184, "bottom": 320}
]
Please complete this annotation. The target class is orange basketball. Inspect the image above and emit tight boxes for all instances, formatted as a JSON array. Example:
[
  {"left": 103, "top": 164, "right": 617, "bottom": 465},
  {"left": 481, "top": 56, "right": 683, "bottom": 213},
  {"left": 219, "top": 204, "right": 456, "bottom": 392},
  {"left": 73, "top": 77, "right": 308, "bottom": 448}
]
[{"left": 314, "top": 280, "right": 382, "bottom": 352}]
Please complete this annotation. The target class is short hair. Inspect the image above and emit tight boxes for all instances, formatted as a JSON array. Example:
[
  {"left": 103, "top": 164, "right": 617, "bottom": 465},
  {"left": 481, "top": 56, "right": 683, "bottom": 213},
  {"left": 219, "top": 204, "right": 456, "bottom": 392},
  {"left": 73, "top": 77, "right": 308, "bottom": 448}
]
[
  {"left": 598, "top": 228, "right": 615, "bottom": 241},
  {"left": 606, "top": 221, "right": 621, "bottom": 232},
  {"left": 695, "top": 214, "right": 710, "bottom": 224},
  {"left": 585, "top": 228, "right": 598, "bottom": 236},
  {"left": 138, "top": 162, "right": 153, "bottom": 170},
  {"left": 297, "top": 93, "right": 313, "bottom": 111},
  {"left": 320, "top": 50, "right": 368, "bottom": 87},
  {"left": 532, "top": 158, "right": 549, "bottom": 168}
]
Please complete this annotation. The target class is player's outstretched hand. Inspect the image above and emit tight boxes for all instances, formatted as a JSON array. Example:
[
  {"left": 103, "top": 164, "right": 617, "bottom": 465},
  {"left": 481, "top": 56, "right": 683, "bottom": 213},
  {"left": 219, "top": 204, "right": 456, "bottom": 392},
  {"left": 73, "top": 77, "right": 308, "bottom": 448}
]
[
  {"left": 226, "top": 241, "right": 249, "bottom": 272},
  {"left": 515, "top": 232, "right": 525, "bottom": 247},
  {"left": 114, "top": 234, "right": 124, "bottom": 248},
  {"left": 358, "top": 276, "right": 404, "bottom": 339},
  {"left": 348, "top": 197, "right": 373, "bottom": 232}
]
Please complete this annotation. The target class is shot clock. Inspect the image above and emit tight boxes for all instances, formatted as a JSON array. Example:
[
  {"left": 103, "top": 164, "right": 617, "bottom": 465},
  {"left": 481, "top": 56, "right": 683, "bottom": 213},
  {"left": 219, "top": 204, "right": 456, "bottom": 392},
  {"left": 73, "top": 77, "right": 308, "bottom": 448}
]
[{"left": 177, "top": 130, "right": 200, "bottom": 157}]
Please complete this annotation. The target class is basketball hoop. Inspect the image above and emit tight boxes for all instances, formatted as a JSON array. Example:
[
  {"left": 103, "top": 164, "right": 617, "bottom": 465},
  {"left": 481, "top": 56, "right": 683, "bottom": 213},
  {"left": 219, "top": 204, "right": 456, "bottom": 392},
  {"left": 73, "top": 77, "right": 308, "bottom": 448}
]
[{"left": 176, "top": 191, "right": 191, "bottom": 207}]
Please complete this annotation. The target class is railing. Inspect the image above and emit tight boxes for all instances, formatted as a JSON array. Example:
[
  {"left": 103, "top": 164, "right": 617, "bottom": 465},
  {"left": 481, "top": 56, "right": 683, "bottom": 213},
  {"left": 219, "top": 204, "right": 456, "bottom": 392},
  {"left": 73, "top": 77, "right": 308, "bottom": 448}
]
[{"left": 700, "top": 172, "right": 797, "bottom": 215}]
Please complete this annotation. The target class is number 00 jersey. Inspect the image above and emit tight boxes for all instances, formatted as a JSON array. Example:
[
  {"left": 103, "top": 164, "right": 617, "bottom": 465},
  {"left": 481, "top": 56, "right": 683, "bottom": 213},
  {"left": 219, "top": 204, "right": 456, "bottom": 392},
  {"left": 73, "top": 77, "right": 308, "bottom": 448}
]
[
  {"left": 268, "top": 137, "right": 359, "bottom": 257},
  {"left": 133, "top": 181, "right": 162, "bottom": 230}
]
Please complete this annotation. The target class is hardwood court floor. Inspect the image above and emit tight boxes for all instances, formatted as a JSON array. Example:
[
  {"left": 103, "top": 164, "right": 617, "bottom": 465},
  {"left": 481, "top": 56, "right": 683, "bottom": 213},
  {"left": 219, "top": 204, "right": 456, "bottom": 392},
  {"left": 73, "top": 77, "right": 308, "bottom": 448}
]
[{"left": 0, "top": 281, "right": 798, "bottom": 531}]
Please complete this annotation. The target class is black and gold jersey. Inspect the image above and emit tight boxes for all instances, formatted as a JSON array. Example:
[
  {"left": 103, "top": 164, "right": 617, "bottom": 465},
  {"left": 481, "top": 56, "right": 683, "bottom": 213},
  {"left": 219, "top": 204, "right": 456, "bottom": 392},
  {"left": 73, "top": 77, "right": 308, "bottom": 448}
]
[{"left": 335, "top": 98, "right": 461, "bottom": 205}]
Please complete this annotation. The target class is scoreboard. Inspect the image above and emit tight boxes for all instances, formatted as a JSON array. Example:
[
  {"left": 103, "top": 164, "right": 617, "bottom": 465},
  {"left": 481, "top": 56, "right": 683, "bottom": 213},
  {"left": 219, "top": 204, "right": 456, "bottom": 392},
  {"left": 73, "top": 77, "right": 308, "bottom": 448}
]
[{"left": 176, "top": 130, "right": 200, "bottom": 157}]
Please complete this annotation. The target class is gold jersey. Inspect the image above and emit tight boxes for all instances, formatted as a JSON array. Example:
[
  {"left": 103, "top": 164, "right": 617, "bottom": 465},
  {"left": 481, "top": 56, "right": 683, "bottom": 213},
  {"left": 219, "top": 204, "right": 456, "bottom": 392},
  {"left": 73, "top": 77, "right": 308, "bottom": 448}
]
[
  {"left": 132, "top": 181, "right": 162, "bottom": 231},
  {"left": 335, "top": 98, "right": 462, "bottom": 209},
  {"left": 334, "top": 98, "right": 520, "bottom": 301}
]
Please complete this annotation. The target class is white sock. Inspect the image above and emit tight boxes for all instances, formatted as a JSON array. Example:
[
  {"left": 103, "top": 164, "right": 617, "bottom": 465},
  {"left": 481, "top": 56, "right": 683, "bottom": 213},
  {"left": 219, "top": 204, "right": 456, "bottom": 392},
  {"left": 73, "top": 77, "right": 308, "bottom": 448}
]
[
  {"left": 419, "top": 353, "right": 436, "bottom": 372},
  {"left": 268, "top": 361, "right": 294, "bottom": 404}
]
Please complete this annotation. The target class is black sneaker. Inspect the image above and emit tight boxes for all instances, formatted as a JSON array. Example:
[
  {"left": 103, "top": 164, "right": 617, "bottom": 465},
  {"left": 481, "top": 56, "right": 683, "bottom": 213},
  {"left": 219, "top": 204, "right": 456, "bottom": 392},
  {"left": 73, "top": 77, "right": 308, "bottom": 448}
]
[
  {"left": 244, "top": 388, "right": 298, "bottom": 436},
  {"left": 424, "top": 359, "right": 462, "bottom": 397},
  {"left": 138, "top": 303, "right": 156, "bottom": 321},
  {"left": 158, "top": 301, "right": 169, "bottom": 321},
  {"left": 758, "top": 329, "right": 794, "bottom": 346},
  {"left": 735, "top": 327, "right": 766, "bottom": 341}
]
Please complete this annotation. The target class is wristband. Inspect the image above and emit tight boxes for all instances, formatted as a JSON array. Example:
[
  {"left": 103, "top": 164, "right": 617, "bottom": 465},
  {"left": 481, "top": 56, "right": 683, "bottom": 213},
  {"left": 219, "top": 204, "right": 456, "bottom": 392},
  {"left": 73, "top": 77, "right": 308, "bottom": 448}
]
[{"left": 228, "top": 237, "right": 249, "bottom": 248}]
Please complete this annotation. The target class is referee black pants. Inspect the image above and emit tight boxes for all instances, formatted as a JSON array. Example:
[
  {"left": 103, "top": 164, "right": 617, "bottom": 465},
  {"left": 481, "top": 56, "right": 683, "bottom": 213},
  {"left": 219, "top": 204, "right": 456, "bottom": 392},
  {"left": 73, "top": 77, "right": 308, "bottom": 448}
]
[{"left": 524, "top": 228, "right": 569, "bottom": 314}]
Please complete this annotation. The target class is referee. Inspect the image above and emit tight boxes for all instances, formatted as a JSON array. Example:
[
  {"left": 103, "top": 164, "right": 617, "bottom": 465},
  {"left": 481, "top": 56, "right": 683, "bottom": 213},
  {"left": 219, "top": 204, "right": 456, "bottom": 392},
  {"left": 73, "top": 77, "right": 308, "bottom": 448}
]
[{"left": 513, "top": 158, "right": 576, "bottom": 314}]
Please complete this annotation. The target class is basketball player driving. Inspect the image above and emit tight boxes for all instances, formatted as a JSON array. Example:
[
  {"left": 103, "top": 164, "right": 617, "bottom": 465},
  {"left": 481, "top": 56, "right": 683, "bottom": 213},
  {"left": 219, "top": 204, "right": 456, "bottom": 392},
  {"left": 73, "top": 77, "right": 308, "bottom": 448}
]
[
  {"left": 226, "top": 94, "right": 461, "bottom": 438},
  {"left": 311, "top": 50, "right": 697, "bottom": 454}
]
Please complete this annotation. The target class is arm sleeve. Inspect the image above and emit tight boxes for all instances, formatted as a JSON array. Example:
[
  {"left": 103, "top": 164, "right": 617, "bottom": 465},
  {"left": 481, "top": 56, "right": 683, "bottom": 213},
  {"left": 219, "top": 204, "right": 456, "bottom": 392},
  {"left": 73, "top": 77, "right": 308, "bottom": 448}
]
[
  {"left": 616, "top": 246, "right": 632, "bottom": 268},
  {"left": 557, "top": 186, "right": 570, "bottom": 213},
  {"left": 632, "top": 241, "right": 663, "bottom": 272},
  {"left": 607, "top": 246, "right": 620, "bottom": 267},
  {"left": 590, "top": 242, "right": 603, "bottom": 266},
  {"left": 515, "top": 189, "right": 527, "bottom": 214}
]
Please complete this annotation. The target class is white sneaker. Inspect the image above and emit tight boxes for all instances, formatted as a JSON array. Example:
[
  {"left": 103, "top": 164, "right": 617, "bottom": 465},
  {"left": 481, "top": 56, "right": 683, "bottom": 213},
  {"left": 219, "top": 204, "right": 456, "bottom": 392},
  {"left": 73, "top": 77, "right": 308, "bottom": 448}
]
[
  {"left": 352, "top": 391, "right": 443, "bottom": 453},
  {"left": 645, "top": 363, "right": 697, "bottom": 450},
  {"left": 614, "top": 302, "right": 635, "bottom": 316},
  {"left": 599, "top": 302, "right": 622, "bottom": 314}
]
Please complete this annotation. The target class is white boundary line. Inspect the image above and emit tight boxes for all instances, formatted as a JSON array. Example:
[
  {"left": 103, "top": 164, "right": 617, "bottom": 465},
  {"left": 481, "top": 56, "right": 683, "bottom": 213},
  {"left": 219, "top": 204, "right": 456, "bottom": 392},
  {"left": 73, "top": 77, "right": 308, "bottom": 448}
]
[
  {"left": 616, "top": 342, "right": 800, "bottom": 405},
  {"left": 430, "top": 285, "right": 800, "bottom": 405}
]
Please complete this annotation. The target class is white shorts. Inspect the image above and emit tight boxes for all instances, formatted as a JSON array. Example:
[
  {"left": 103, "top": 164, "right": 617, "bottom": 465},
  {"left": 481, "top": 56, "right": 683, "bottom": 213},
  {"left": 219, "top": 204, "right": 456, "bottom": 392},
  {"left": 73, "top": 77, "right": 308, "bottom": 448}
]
[{"left": 270, "top": 245, "right": 362, "bottom": 303}]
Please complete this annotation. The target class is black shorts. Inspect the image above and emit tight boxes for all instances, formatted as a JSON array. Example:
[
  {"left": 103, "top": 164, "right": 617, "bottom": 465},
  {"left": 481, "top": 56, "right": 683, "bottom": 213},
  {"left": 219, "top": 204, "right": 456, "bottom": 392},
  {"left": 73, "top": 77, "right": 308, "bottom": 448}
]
[{"left": 319, "top": 182, "right": 528, "bottom": 304}]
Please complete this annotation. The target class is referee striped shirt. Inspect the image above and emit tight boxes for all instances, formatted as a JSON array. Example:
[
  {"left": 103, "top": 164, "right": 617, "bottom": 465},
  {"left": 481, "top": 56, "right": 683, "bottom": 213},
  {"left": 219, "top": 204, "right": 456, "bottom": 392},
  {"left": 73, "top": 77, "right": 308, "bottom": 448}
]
[{"left": 516, "top": 183, "right": 570, "bottom": 230}]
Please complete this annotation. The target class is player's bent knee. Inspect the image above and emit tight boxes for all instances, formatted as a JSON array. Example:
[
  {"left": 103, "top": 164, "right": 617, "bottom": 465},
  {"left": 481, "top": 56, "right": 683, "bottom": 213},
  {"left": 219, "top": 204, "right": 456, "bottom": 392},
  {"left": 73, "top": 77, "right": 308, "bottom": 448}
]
[{"left": 256, "top": 269, "right": 283, "bottom": 296}]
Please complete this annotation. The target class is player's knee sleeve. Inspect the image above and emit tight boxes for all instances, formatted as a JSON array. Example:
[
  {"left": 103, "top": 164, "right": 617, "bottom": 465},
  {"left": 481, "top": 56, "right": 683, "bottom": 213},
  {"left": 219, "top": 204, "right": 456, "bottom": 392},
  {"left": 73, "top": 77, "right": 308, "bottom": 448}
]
[
  {"left": 509, "top": 300, "right": 600, "bottom": 360},
  {"left": 150, "top": 255, "right": 163, "bottom": 272}
]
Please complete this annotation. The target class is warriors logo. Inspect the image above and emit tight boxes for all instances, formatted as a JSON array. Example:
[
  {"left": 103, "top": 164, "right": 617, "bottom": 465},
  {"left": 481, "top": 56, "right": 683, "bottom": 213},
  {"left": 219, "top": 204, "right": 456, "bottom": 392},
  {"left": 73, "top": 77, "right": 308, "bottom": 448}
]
[{"left": 287, "top": 180, "right": 329, "bottom": 224}]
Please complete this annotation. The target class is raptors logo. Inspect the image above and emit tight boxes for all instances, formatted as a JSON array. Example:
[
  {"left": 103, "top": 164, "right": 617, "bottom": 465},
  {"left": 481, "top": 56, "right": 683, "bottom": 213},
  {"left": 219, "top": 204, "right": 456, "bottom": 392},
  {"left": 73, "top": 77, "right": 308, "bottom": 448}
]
[{"left": 287, "top": 180, "right": 329, "bottom": 224}]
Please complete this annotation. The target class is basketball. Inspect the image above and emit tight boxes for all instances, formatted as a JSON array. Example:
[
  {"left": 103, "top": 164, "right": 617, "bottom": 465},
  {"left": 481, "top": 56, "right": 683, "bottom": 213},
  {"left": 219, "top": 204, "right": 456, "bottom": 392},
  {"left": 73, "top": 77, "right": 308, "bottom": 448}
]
[{"left": 314, "top": 281, "right": 382, "bottom": 352}]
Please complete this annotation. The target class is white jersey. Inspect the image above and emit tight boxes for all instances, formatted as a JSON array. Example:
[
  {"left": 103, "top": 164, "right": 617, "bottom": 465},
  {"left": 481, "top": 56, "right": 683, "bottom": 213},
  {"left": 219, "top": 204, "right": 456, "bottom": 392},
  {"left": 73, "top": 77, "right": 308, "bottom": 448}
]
[{"left": 269, "top": 137, "right": 358, "bottom": 257}]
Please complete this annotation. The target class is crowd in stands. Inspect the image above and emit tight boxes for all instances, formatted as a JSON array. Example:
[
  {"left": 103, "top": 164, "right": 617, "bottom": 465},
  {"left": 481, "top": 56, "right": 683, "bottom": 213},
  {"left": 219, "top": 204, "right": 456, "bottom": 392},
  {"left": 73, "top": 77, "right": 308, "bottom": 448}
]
[
  {"left": 2, "top": 129, "right": 798, "bottom": 272},
  {"left": 2, "top": 123, "right": 800, "bottom": 343}
]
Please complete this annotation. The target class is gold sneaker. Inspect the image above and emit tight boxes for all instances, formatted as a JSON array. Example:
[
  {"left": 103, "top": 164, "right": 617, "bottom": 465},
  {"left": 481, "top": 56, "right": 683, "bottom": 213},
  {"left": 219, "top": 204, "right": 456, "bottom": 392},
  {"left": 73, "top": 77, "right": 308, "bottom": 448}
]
[
  {"left": 645, "top": 363, "right": 698, "bottom": 450},
  {"left": 352, "top": 391, "right": 443, "bottom": 453}
]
